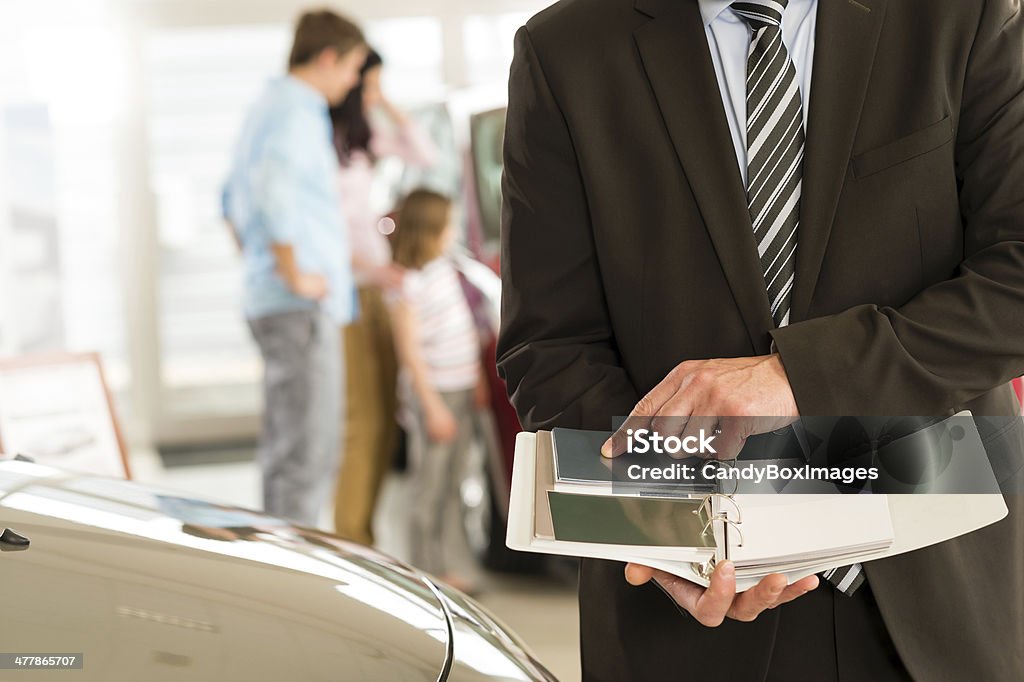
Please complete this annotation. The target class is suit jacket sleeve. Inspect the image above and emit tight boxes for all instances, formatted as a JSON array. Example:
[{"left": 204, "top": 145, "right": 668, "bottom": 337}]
[
  {"left": 497, "top": 26, "right": 639, "bottom": 431},
  {"left": 771, "top": 0, "right": 1024, "bottom": 415}
]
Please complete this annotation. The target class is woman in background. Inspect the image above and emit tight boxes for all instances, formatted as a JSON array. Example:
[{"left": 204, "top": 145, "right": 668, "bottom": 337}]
[
  {"left": 331, "top": 49, "right": 437, "bottom": 546},
  {"left": 389, "top": 189, "right": 486, "bottom": 592}
]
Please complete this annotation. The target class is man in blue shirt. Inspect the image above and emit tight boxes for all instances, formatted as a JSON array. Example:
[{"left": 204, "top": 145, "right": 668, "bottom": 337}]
[{"left": 224, "top": 10, "right": 367, "bottom": 527}]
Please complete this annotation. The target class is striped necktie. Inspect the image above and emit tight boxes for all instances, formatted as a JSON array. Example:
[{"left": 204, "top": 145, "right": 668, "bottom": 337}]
[
  {"left": 733, "top": 0, "right": 864, "bottom": 596},
  {"left": 733, "top": 0, "right": 802, "bottom": 327}
]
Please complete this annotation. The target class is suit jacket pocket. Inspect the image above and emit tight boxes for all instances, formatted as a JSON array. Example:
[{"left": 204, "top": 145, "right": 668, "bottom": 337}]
[
  {"left": 852, "top": 115, "right": 953, "bottom": 178},
  {"left": 975, "top": 414, "right": 1024, "bottom": 487}
]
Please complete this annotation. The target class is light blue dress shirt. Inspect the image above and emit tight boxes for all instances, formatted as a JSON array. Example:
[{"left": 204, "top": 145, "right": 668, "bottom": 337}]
[
  {"left": 223, "top": 76, "right": 354, "bottom": 325},
  {"left": 698, "top": 0, "right": 818, "bottom": 186}
]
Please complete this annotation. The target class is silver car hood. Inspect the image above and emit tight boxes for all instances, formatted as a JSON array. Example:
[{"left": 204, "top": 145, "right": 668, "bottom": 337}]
[{"left": 0, "top": 461, "right": 556, "bottom": 681}]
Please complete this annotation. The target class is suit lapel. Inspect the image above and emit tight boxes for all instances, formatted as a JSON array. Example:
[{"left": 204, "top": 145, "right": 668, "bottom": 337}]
[
  {"left": 791, "top": 0, "right": 887, "bottom": 322},
  {"left": 634, "top": 0, "right": 888, "bottom": 338},
  {"left": 634, "top": 0, "right": 773, "bottom": 351}
]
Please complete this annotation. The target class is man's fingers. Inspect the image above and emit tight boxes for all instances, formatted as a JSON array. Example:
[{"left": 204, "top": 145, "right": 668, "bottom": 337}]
[
  {"left": 603, "top": 367, "right": 695, "bottom": 457},
  {"left": 652, "top": 572, "right": 705, "bottom": 615},
  {"left": 766, "top": 574, "right": 819, "bottom": 609},
  {"left": 624, "top": 563, "right": 657, "bottom": 585},
  {"left": 603, "top": 406, "right": 664, "bottom": 458},
  {"left": 649, "top": 412, "right": 693, "bottom": 442},
  {"left": 676, "top": 414, "right": 717, "bottom": 460},
  {"left": 689, "top": 561, "right": 737, "bottom": 627},
  {"left": 626, "top": 564, "right": 704, "bottom": 614},
  {"left": 636, "top": 365, "right": 692, "bottom": 416},
  {"left": 711, "top": 415, "right": 751, "bottom": 460},
  {"left": 727, "top": 573, "right": 790, "bottom": 621},
  {"left": 628, "top": 562, "right": 816, "bottom": 628},
  {"left": 603, "top": 413, "right": 651, "bottom": 458}
]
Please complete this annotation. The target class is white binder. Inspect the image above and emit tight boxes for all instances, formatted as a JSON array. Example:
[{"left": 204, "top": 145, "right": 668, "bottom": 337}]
[{"left": 507, "top": 429, "right": 1008, "bottom": 592}]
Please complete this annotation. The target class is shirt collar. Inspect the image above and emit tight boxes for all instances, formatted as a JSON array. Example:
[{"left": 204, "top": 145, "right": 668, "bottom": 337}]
[
  {"left": 280, "top": 74, "right": 329, "bottom": 110},
  {"left": 698, "top": 0, "right": 738, "bottom": 26},
  {"left": 699, "top": 0, "right": 809, "bottom": 27}
]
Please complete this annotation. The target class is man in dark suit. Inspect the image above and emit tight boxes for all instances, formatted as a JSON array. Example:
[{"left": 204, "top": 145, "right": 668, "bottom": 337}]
[{"left": 497, "top": 0, "right": 1024, "bottom": 679}]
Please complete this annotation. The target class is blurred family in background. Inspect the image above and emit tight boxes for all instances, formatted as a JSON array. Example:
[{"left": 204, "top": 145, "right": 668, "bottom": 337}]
[{"left": 222, "top": 8, "right": 497, "bottom": 590}]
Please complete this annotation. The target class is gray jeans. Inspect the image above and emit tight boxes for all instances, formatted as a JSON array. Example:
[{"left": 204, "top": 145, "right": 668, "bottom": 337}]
[
  {"left": 248, "top": 309, "right": 342, "bottom": 527},
  {"left": 408, "top": 388, "right": 475, "bottom": 576}
]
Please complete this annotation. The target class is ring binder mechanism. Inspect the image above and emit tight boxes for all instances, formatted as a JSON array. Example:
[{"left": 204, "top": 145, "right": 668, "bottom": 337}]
[
  {"left": 506, "top": 424, "right": 1007, "bottom": 592},
  {"left": 694, "top": 492, "right": 744, "bottom": 578}
]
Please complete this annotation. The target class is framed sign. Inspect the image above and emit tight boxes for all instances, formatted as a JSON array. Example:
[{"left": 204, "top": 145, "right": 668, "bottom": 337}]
[{"left": 0, "top": 352, "right": 130, "bottom": 478}]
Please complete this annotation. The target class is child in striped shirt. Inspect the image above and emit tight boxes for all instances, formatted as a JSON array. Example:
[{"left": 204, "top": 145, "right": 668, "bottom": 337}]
[{"left": 389, "top": 189, "right": 486, "bottom": 591}]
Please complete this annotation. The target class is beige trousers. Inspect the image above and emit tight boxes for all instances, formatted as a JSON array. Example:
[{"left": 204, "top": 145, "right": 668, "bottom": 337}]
[{"left": 333, "top": 286, "right": 398, "bottom": 545}]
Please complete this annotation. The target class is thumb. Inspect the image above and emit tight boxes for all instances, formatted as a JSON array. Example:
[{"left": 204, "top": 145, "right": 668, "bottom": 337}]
[{"left": 624, "top": 563, "right": 657, "bottom": 585}]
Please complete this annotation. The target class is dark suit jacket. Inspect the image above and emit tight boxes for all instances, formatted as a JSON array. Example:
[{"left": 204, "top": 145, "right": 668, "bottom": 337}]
[{"left": 497, "top": 0, "right": 1024, "bottom": 679}]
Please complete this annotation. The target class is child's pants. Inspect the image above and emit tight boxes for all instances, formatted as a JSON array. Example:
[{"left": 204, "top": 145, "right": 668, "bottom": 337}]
[{"left": 408, "top": 388, "right": 475, "bottom": 576}]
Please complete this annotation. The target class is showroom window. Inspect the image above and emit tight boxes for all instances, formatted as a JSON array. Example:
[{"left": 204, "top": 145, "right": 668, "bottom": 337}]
[
  {"left": 0, "top": 0, "right": 554, "bottom": 448},
  {"left": 462, "top": 12, "right": 533, "bottom": 87},
  {"left": 145, "top": 25, "right": 291, "bottom": 429},
  {"left": 365, "top": 16, "right": 446, "bottom": 103},
  {"left": 0, "top": 1, "right": 131, "bottom": 397}
]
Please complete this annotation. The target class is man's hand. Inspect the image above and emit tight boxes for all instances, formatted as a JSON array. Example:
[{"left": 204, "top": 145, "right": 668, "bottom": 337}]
[
  {"left": 625, "top": 562, "right": 819, "bottom": 627},
  {"left": 602, "top": 354, "right": 799, "bottom": 460},
  {"left": 292, "top": 272, "right": 329, "bottom": 301},
  {"left": 272, "top": 243, "right": 329, "bottom": 301}
]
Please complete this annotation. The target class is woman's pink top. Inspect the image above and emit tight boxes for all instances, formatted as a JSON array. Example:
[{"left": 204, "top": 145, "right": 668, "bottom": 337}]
[{"left": 337, "top": 116, "right": 438, "bottom": 284}]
